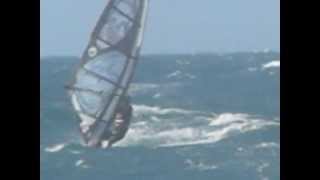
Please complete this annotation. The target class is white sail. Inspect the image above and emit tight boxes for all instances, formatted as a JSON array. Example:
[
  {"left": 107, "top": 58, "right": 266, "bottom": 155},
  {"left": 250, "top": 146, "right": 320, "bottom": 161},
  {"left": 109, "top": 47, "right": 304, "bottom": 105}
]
[{"left": 66, "top": 0, "right": 149, "bottom": 146}]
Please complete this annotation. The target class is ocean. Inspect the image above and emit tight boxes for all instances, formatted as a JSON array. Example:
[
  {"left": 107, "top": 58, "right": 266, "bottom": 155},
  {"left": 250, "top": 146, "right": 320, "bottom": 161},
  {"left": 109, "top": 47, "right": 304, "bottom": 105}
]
[{"left": 40, "top": 52, "right": 280, "bottom": 180}]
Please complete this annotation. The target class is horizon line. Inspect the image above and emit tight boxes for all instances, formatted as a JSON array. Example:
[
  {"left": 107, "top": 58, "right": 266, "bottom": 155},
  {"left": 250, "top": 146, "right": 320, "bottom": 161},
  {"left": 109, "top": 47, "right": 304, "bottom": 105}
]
[{"left": 40, "top": 49, "right": 280, "bottom": 59}]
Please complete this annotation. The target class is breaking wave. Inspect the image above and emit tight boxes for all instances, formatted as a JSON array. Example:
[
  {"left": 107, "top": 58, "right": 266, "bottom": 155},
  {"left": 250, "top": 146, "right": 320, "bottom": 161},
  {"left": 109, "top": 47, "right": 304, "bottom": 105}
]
[{"left": 116, "top": 105, "right": 279, "bottom": 148}]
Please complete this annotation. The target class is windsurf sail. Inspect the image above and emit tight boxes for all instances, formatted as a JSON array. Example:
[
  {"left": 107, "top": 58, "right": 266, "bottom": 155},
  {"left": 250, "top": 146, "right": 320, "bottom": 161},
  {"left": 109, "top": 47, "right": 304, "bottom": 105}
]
[{"left": 65, "top": 0, "right": 149, "bottom": 147}]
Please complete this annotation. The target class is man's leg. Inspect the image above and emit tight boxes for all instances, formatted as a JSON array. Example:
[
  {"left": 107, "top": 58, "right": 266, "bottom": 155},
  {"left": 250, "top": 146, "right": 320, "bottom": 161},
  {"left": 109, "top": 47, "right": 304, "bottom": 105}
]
[
  {"left": 107, "top": 132, "right": 125, "bottom": 148},
  {"left": 95, "top": 129, "right": 112, "bottom": 148}
]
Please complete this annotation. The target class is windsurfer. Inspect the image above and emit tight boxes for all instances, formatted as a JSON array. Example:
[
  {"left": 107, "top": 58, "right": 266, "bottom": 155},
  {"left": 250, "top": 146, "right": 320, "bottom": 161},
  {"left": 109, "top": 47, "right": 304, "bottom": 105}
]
[{"left": 99, "top": 95, "right": 133, "bottom": 148}]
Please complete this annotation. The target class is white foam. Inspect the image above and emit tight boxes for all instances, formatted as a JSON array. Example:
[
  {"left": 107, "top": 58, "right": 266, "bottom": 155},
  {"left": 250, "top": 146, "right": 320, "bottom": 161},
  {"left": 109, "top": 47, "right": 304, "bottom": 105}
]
[
  {"left": 208, "top": 113, "right": 249, "bottom": 126},
  {"left": 176, "top": 59, "right": 191, "bottom": 65},
  {"left": 45, "top": 143, "right": 66, "bottom": 153},
  {"left": 115, "top": 128, "right": 151, "bottom": 146},
  {"left": 129, "top": 83, "right": 159, "bottom": 91},
  {"left": 185, "top": 73, "right": 196, "bottom": 79},
  {"left": 155, "top": 128, "right": 201, "bottom": 143},
  {"left": 150, "top": 116, "right": 161, "bottom": 122},
  {"left": 255, "top": 142, "right": 280, "bottom": 149},
  {"left": 257, "top": 162, "right": 270, "bottom": 173},
  {"left": 166, "top": 71, "right": 196, "bottom": 79},
  {"left": 120, "top": 129, "right": 199, "bottom": 147},
  {"left": 75, "top": 159, "right": 90, "bottom": 168},
  {"left": 184, "top": 159, "right": 218, "bottom": 171},
  {"left": 177, "top": 113, "right": 277, "bottom": 147},
  {"left": 133, "top": 104, "right": 200, "bottom": 116},
  {"left": 152, "top": 93, "right": 161, "bottom": 99},
  {"left": 134, "top": 120, "right": 148, "bottom": 126},
  {"left": 116, "top": 107, "right": 279, "bottom": 148},
  {"left": 75, "top": 159, "right": 84, "bottom": 166},
  {"left": 167, "top": 70, "right": 182, "bottom": 78},
  {"left": 262, "top": 60, "right": 280, "bottom": 70}
]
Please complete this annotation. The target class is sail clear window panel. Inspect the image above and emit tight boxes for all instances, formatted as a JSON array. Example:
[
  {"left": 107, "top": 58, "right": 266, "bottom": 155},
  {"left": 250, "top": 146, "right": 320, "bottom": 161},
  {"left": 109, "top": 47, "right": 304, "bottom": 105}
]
[
  {"left": 74, "top": 69, "right": 115, "bottom": 116},
  {"left": 95, "top": 39, "right": 110, "bottom": 50},
  {"left": 74, "top": 91, "right": 102, "bottom": 115},
  {"left": 114, "top": 0, "right": 140, "bottom": 19},
  {"left": 83, "top": 51, "right": 127, "bottom": 83},
  {"left": 73, "top": 71, "right": 116, "bottom": 116},
  {"left": 75, "top": 69, "right": 115, "bottom": 92},
  {"left": 99, "top": 9, "right": 133, "bottom": 44}
]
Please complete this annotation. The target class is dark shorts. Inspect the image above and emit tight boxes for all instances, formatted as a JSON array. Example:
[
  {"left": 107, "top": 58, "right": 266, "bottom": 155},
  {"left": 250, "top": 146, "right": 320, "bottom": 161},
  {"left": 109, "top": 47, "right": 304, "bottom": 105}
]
[{"left": 101, "top": 125, "right": 128, "bottom": 143}]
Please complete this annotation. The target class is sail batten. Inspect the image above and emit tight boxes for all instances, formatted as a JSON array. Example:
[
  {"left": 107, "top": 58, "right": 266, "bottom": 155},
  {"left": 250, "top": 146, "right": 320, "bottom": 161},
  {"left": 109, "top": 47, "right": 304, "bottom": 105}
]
[
  {"left": 68, "top": 86, "right": 103, "bottom": 95},
  {"left": 66, "top": 0, "right": 149, "bottom": 147},
  {"left": 82, "top": 67, "right": 125, "bottom": 89},
  {"left": 112, "top": 6, "right": 135, "bottom": 22}
]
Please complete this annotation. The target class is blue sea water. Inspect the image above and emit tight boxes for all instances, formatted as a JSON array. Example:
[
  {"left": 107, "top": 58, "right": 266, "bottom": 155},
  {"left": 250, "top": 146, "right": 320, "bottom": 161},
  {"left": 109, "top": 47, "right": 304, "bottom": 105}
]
[{"left": 40, "top": 52, "right": 280, "bottom": 180}]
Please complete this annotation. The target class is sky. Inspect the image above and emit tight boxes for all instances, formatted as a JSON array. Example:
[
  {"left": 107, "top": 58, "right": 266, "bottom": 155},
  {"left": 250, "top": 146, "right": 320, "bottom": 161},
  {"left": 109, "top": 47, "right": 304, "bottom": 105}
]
[{"left": 40, "top": 0, "right": 280, "bottom": 57}]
